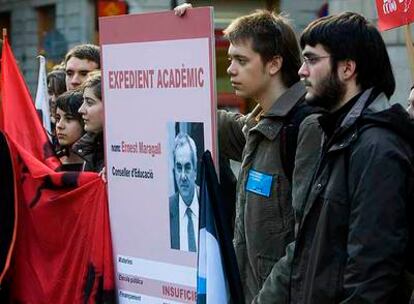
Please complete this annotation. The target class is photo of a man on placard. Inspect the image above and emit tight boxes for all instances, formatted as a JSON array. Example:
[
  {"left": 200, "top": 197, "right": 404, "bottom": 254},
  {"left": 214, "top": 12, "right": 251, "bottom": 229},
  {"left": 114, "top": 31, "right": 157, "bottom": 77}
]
[{"left": 168, "top": 122, "right": 204, "bottom": 253}]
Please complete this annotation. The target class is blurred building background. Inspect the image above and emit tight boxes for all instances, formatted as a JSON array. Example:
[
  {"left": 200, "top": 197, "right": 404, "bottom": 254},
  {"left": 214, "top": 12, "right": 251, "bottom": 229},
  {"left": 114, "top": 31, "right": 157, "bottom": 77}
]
[{"left": 0, "top": 0, "right": 411, "bottom": 107}]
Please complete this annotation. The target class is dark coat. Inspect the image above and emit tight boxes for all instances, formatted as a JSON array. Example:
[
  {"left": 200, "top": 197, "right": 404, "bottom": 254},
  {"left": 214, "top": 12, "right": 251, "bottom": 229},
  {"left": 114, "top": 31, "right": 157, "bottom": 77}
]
[
  {"left": 169, "top": 188, "right": 200, "bottom": 251},
  {"left": 169, "top": 192, "right": 180, "bottom": 250},
  {"left": 72, "top": 132, "right": 104, "bottom": 173},
  {"left": 256, "top": 88, "right": 414, "bottom": 303}
]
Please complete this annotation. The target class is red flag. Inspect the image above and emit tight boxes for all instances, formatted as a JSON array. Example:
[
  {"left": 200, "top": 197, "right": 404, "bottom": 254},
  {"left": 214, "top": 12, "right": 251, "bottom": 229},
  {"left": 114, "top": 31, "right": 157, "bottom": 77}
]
[
  {"left": 376, "top": 0, "right": 414, "bottom": 31},
  {"left": 0, "top": 133, "right": 115, "bottom": 303},
  {"left": 0, "top": 35, "right": 59, "bottom": 169},
  {"left": 0, "top": 37, "right": 115, "bottom": 302}
]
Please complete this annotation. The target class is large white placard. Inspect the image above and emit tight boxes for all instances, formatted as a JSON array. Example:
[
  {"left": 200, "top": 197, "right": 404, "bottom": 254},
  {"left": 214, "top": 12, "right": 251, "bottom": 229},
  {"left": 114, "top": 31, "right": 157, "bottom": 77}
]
[{"left": 100, "top": 8, "right": 216, "bottom": 303}]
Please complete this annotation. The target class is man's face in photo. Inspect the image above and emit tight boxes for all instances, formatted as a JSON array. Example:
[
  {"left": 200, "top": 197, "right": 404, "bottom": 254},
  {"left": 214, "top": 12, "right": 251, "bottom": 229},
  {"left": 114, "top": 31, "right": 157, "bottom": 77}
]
[
  {"left": 65, "top": 57, "right": 98, "bottom": 90},
  {"left": 226, "top": 39, "right": 271, "bottom": 100},
  {"left": 299, "top": 44, "right": 345, "bottom": 111},
  {"left": 174, "top": 143, "right": 196, "bottom": 205}
]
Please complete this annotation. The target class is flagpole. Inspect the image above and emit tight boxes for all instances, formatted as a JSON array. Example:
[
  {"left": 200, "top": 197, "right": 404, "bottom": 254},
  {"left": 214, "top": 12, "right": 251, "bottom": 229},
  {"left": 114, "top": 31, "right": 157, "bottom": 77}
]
[{"left": 404, "top": 24, "right": 414, "bottom": 81}]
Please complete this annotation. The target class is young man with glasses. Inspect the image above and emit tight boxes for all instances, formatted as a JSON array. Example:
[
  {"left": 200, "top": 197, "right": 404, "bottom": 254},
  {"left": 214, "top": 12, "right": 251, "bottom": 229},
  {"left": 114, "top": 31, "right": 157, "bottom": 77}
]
[{"left": 254, "top": 12, "right": 414, "bottom": 304}]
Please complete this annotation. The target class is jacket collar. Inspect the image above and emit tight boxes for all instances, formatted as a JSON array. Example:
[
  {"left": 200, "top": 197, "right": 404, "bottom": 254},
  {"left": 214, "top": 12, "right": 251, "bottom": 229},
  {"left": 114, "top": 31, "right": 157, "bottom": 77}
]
[
  {"left": 250, "top": 82, "right": 306, "bottom": 140},
  {"left": 327, "top": 88, "right": 391, "bottom": 152},
  {"left": 339, "top": 88, "right": 373, "bottom": 130},
  {"left": 72, "top": 132, "right": 103, "bottom": 156},
  {"left": 263, "top": 81, "right": 306, "bottom": 118}
]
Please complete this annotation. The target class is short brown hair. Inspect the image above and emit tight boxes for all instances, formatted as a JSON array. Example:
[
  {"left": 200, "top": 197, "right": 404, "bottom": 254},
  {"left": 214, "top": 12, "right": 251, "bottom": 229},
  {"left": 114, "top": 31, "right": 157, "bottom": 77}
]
[
  {"left": 224, "top": 10, "right": 301, "bottom": 87},
  {"left": 82, "top": 71, "right": 102, "bottom": 101},
  {"left": 47, "top": 69, "right": 66, "bottom": 97},
  {"left": 64, "top": 44, "right": 100, "bottom": 68}
]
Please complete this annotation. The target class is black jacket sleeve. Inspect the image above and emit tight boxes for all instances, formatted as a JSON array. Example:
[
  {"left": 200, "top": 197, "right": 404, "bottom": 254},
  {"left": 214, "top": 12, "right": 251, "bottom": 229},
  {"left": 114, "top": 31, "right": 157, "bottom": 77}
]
[{"left": 217, "top": 110, "right": 247, "bottom": 162}]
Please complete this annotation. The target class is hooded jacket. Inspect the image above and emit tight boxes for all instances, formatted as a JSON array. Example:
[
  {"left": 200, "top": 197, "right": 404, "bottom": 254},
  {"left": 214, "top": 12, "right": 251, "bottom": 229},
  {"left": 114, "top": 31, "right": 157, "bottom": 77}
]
[{"left": 255, "top": 88, "right": 414, "bottom": 303}]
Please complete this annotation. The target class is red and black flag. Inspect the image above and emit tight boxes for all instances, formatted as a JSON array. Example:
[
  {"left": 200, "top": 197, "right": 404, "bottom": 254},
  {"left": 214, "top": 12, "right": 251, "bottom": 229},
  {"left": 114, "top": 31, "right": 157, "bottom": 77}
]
[
  {"left": 0, "top": 34, "right": 115, "bottom": 303},
  {"left": 0, "top": 35, "right": 59, "bottom": 169}
]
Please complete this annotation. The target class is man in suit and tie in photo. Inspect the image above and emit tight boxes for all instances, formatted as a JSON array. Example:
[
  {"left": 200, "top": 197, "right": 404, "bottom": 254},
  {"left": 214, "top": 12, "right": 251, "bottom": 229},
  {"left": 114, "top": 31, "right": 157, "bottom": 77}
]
[{"left": 169, "top": 133, "right": 199, "bottom": 252}]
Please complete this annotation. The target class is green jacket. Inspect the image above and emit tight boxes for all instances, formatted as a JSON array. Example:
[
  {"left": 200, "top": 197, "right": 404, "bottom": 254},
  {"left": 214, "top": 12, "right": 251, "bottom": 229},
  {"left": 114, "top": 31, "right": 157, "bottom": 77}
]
[
  {"left": 253, "top": 113, "right": 323, "bottom": 304},
  {"left": 218, "top": 82, "right": 312, "bottom": 303}
]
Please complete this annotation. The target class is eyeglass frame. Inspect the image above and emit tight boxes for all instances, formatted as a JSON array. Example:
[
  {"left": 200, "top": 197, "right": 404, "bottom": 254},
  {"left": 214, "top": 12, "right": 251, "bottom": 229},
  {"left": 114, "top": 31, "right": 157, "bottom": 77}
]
[{"left": 302, "top": 55, "right": 331, "bottom": 67}]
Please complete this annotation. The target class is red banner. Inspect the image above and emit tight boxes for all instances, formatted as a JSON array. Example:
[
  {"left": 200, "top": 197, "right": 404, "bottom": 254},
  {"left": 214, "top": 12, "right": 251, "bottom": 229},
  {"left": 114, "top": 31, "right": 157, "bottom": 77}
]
[
  {"left": 0, "top": 131, "right": 115, "bottom": 303},
  {"left": 376, "top": 0, "right": 414, "bottom": 31},
  {"left": 0, "top": 35, "right": 60, "bottom": 169},
  {"left": 0, "top": 35, "right": 115, "bottom": 303}
]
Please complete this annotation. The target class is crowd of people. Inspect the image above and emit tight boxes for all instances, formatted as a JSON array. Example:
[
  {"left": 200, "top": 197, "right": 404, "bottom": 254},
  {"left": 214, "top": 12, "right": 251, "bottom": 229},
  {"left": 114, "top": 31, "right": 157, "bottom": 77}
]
[
  {"left": 45, "top": 44, "right": 105, "bottom": 173},
  {"left": 31, "top": 3, "right": 414, "bottom": 303}
]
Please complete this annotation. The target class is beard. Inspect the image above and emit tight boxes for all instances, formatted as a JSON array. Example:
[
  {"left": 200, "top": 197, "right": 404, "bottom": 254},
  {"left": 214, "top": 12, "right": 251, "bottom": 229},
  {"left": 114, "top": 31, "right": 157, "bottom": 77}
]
[{"left": 304, "top": 71, "right": 346, "bottom": 112}]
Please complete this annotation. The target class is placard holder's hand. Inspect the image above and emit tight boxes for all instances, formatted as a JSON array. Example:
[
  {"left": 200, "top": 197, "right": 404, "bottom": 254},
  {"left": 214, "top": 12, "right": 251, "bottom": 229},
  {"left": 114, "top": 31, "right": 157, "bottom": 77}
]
[
  {"left": 99, "top": 166, "right": 107, "bottom": 183},
  {"left": 174, "top": 3, "right": 192, "bottom": 16}
]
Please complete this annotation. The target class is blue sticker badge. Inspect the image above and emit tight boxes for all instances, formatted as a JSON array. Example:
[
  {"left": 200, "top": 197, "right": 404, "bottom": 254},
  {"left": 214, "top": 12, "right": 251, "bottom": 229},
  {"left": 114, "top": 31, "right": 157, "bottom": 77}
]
[{"left": 245, "top": 169, "right": 273, "bottom": 197}]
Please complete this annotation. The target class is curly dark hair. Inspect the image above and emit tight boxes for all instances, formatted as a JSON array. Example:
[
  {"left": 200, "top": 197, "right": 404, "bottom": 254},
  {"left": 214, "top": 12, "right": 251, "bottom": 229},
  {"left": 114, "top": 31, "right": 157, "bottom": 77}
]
[{"left": 55, "top": 90, "right": 84, "bottom": 125}]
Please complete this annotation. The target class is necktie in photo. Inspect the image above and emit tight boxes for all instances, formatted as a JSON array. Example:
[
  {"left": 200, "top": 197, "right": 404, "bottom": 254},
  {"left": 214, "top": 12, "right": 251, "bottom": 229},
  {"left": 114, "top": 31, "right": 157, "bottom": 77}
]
[{"left": 186, "top": 207, "right": 196, "bottom": 252}]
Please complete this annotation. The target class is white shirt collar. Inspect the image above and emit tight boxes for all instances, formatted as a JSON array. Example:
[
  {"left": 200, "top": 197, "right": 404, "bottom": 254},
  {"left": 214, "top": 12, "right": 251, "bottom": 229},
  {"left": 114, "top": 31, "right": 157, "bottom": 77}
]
[{"left": 179, "top": 190, "right": 199, "bottom": 219}]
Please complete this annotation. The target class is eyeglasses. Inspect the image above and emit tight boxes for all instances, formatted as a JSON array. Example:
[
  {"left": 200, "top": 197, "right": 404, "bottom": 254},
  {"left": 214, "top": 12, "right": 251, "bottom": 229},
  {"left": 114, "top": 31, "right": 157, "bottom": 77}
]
[{"left": 302, "top": 55, "right": 331, "bottom": 66}]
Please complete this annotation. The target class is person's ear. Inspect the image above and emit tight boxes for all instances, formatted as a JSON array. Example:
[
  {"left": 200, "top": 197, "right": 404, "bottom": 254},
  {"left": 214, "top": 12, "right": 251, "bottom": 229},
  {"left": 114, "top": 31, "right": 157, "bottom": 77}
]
[
  {"left": 338, "top": 59, "right": 357, "bottom": 81},
  {"left": 268, "top": 55, "right": 283, "bottom": 76}
]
